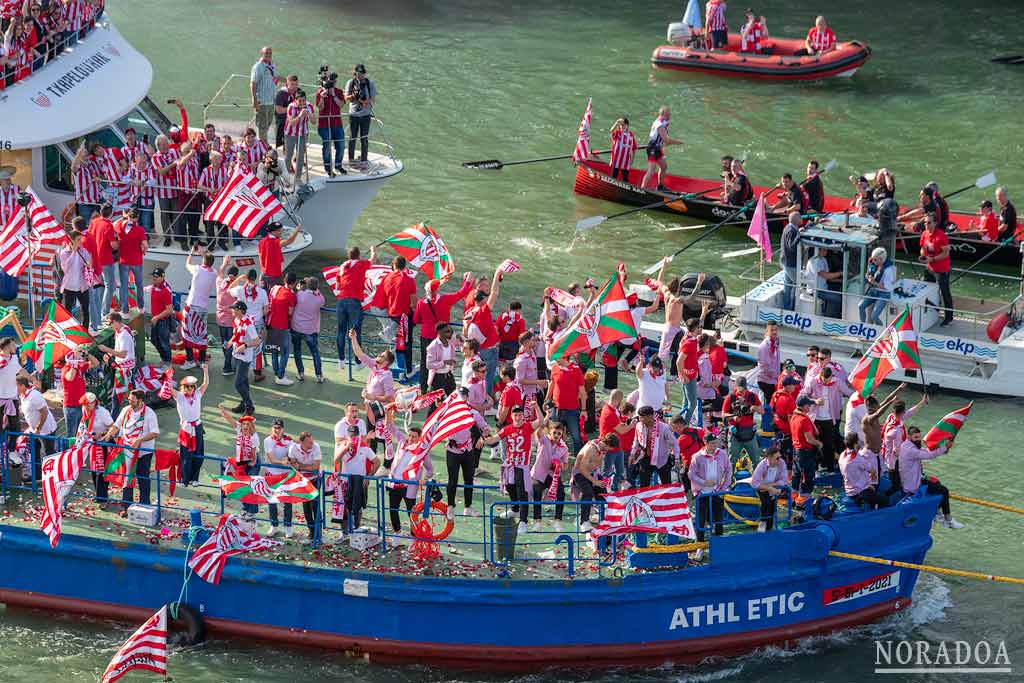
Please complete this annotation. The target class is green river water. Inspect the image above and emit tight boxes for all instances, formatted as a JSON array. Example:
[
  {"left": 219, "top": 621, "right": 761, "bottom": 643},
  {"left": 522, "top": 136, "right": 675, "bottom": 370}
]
[{"left": 4, "top": 0, "right": 1024, "bottom": 680}]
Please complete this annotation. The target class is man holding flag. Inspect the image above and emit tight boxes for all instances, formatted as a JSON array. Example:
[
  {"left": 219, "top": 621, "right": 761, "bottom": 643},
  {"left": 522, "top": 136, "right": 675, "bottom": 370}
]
[{"left": 898, "top": 425, "right": 964, "bottom": 529}]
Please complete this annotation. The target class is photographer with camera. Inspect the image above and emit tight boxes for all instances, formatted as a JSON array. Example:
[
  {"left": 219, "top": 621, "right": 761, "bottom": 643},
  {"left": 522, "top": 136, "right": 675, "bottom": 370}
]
[
  {"left": 316, "top": 66, "right": 347, "bottom": 177},
  {"left": 257, "top": 148, "right": 286, "bottom": 198},
  {"left": 344, "top": 63, "right": 376, "bottom": 166},
  {"left": 721, "top": 375, "right": 764, "bottom": 465}
]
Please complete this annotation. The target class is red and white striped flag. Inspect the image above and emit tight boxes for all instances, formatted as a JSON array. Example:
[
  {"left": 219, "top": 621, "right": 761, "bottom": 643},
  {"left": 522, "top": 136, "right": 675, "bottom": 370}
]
[
  {"left": 572, "top": 98, "right": 593, "bottom": 163},
  {"left": 411, "top": 388, "right": 445, "bottom": 412},
  {"left": 0, "top": 187, "right": 66, "bottom": 278},
  {"left": 203, "top": 166, "right": 283, "bottom": 238},
  {"left": 322, "top": 263, "right": 396, "bottom": 311},
  {"left": 188, "top": 514, "right": 280, "bottom": 584},
  {"left": 591, "top": 483, "right": 696, "bottom": 539},
  {"left": 401, "top": 395, "right": 477, "bottom": 480},
  {"left": 498, "top": 259, "right": 521, "bottom": 274},
  {"left": 39, "top": 440, "right": 90, "bottom": 547},
  {"left": 100, "top": 605, "right": 168, "bottom": 683},
  {"left": 136, "top": 364, "right": 165, "bottom": 393}
]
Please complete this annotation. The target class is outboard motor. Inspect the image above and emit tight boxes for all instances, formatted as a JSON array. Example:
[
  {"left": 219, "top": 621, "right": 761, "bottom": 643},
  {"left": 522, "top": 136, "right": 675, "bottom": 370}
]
[
  {"left": 679, "top": 272, "right": 727, "bottom": 326},
  {"left": 667, "top": 22, "right": 691, "bottom": 46}
]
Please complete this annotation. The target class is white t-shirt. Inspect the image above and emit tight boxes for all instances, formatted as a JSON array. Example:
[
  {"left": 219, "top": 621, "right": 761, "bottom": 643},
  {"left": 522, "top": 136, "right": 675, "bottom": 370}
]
[
  {"left": 80, "top": 406, "right": 114, "bottom": 438},
  {"left": 175, "top": 390, "right": 203, "bottom": 425},
  {"left": 0, "top": 356, "right": 22, "bottom": 399},
  {"left": 113, "top": 326, "right": 135, "bottom": 364},
  {"left": 804, "top": 256, "right": 830, "bottom": 295},
  {"left": 460, "top": 354, "right": 480, "bottom": 389},
  {"left": 231, "top": 317, "right": 260, "bottom": 363},
  {"left": 288, "top": 441, "right": 322, "bottom": 471},
  {"left": 113, "top": 405, "right": 160, "bottom": 452},
  {"left": 333, "top": 416, "right": 367, "bottom": 441},
  {"left": 186, "top": 264, "right": 218, "bottom": 307},
  {"left": 637, "top": 369, "right": 667, "bottom": 410},
  {"left": 336, "top": 443, "right": 374, "bottom": 476},
  {"left": 263, "top": 434, "right": 293, "bottom": 466},
  {"left": 22, "top": 389, "right": 56, "bottom": 435},
  {"left": 229, "top": 284, "right": 269, "bottom": 327},
  {"left": 844, "top": 396, "right": 867, "bottom": 441}
]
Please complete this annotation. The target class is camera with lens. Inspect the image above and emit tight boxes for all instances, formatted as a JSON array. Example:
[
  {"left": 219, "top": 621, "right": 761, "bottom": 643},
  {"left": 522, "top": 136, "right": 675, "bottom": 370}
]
[
  {"left": 318, "top": 64, "right": 338, "bottom": 90},
  {"left": 733, "top": 400, "right": 752, "bottom": 417}
]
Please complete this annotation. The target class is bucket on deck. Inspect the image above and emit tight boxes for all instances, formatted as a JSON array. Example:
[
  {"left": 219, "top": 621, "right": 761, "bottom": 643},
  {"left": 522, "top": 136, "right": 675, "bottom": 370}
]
[{"left": 492, "top": 514, "right": 519, "bottom": 560}]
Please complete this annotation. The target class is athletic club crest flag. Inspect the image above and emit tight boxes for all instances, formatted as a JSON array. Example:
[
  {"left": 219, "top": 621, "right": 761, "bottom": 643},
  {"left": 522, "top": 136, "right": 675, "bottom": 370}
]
[
  {"left": 384, "top": 222, "right": 454, "bottom": 280},
  {"left": 21, "top": 300, "right": 94, "bottom": 372},
  {"left": 0, "top": 186, "right": 64, "bottom": 278},
  {"left": 849, "top": 306, "right": 921, "bottom": 398},
  {"left": 592, "top": 483, "right": 695, "bottom": 539},
  {"left": 203, "top": 166, "right": 284, "bottom": 238},
  {"left": 188, "top": 514, "right": 280, "bottom": 584},
  {"left": 549, "top": 275, "right": 637, "bottom": 361}
]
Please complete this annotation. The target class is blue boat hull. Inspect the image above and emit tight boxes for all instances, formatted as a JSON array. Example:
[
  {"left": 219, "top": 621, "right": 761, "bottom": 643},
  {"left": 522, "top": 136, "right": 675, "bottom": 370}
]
[{"left": 0, "top": 496, "right": 937, "bottom": 670}]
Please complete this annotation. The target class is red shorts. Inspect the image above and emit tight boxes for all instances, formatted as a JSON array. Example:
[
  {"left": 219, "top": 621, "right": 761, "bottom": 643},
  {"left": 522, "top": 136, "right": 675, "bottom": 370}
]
[{"left": 647, "top": 149, "right": 665, "bottom": 163}]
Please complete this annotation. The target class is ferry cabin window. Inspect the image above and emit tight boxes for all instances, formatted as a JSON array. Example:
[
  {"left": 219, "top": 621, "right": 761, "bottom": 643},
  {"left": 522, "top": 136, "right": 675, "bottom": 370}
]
[
  {"left": 0, "top": 149, "right": 34, "bottom": 190},
  {"left": 44, "top": 145, "right": 73, "bottom": 194},
  {"left": 115, "top": 110, "right": 159, "bottom": 145},
  {"left": 138, "top": 97, "right": 174, "bottom": 135},
  {"left": 64, "top": 128, "right": 124, "bottom": 154}
]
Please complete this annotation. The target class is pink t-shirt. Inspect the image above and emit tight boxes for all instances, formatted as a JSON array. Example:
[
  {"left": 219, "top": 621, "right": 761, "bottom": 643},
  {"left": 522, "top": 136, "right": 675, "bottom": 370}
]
[
  {"left": 216, "top": 277, "right": 237, "bottom": 327},
  {"left": 291, "top": 289, "right": 324, "bottom": 335}
]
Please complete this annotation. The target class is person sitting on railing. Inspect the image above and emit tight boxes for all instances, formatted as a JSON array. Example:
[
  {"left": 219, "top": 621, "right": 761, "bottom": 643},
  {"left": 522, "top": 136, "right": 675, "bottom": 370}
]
[
  {"left": 483, "top": 404, "right": 547, "bottom": 536},
  {"left": 263, "top": 418, "right": 294, "bottom": 538},
  {"left": 858, "top": 247, "right": 895, "bottom": 326},
  {"left": 571, "top": 433, "right": 617, "bottom": 534},
  {"left": 103, "top": 389, "right": 160, "bottom": 514},
  {"left": 839, "top": 432, "right": 886, "bottom": 511},
  {"left": 347, "top": 328, "right": 396, "bottom": 434},
  {"left": 333, "top": 425, "right": 376, "bottom": 538},
  {"left": 441, "top": 387, "right": 489, "bottom": 520},
  {"left": 531, "top": 417, "right": 569, "bottom": 532},
  {"left": 77, "top": 391, "right": 114, "bottom": 506},
  {"left": 344, "top": 63, "right": 376, "bottom": 166},
  {"left": 17, "top": 375, "right": 56, "bottom": 482},
  {"left": 751, "top": 445, "right": 788, "bottom": 531},
  {"left": 217, "top": 407, "right": 261, "bottom": 514},
  {"left": 898, "top": 426, "right": 963, "bottom": 529},
  {"left": 168, "top": 367, "right": 210, "bottom": 488}
]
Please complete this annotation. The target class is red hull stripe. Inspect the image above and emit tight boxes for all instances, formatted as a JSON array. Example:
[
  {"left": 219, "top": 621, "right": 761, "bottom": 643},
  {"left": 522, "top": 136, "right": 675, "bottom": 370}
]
[{"left": 0, "top": 589, "right": 909, "bottom": 670}]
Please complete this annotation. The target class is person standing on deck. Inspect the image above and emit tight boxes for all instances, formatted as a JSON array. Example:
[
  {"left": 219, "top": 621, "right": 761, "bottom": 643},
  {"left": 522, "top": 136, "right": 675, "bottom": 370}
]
[
  {"left": 0, "top": 165, "right": 22, "bottom": 226},
  {"left": 86, "top": 204, "right": 119, "bottom": 323},
  {"left": 722, "top": 375, "right": 763, "bottom": 464},
  {"left": 181, "top": 249, "right": 217, "bottom": 369},
  {"left": 258, "top": 221, "right": 301, "bottom": 291},
  {"left": 267, "top": 272, "right": 298, "bottom": 386},
  {"left": 217, "top": 408, "right": 261, "bottom": 517},
  {"left": 755, "top": 321, "right": 780, "bottom": 403},
  {"left": 227, "top": 301, "right": 260, "bottom": 415},
  {"left": 675, "top": 316, "right": 705, "bottom": 424},
  {"left": 344, "top": 64, "right": 377, "bottom": 166},
  {"left": 413, "top": 273, "right": 474, "bottom": 392},
  {"left": 151, "top": 135, "right": 181, "bottom": 247},
  {"left": 113, "top": 207, "right": 147, "bottom": 313},
  {"left": 799, "top": 365, "right": 838, "bottom": 472},
  {"left": 530, "top": 418, "right": 570, "bottom": 531},
  {"left": 250, "top": 46, "right": 281, "bottom": 144},
  {"left": 463, "top": 267, "right": 503, "bottom": 393},
  {"left": 690, "top": 432, "right": 730, "bottom": 546},
  {"left": 103, "top": 389, "right": 159, "bottom": 514},
  {"left": 60, "top": 349, "right": 98, "bottom": 438},
  {"left": 97, "top": 312, "right": 136, "bottom": 411},
  {"left": 513, "top": 332, "right": 548, "bottom": 404},
  {"left": 441, "top": 392, "right": 490, "bottom": 520},
  {"left": 482, "top": 405, "right": 545, "bottom": 537},
  {"left": 704, "top": 0, "right": 728, "bottom": 49},
  {"left": 859, "top": 383, "right": 904, "bottom": 466},
  {"left": 229, "top": 270, "right": 270, "bottom": 383},
  {"left": 425, "top": 323, "right": 458, "bottom": 396},
  {"left": 570, "top": 434, "right": 617, "bottom": 533},
  {"left": 58, "top": 229, "right": 94, "bottom": 332},
  {"left": 146, "top": 267, "right": 174, "bottom": 369},
  {"left": 650, "top": 261, "right": 705, "bottom": 369},
  {"left": 381, "top": 256, "right": 418, "bottom": 374},
  {"left": 919, "top": 213, "right": 953, "bottom": 326},
  {"left": 630, "top": 405, "right": 678, "bottom": 487},
  {"left": 315, "top": 71, "right": 347, "bottom": 177},
  {"left": 71, "top": 141, "right": 104, "bottom": 224},
  {"left": 18, "top": 376, "right": 57, "bottom": 481},
  {"left": 263, "top": 418, "right": 295, "bottom": 538},
  {"left": 347, "top": 329, "right": 397, "bottom": 434},
  {"left": 334, "top": 245, "right": 376, "bottom": 366},
  {"left": 78, "top": 392, "right": 115, "bottom": 505},
  {"left": 288, "top": 432, "right": 324, "bottom": 543},
  {"left": 547, "top": 352, "right": 587, "bottom": 456},
  {"left": 215, "top": 259, "right": 239, "bottom": 377},
  {"left": 608, "top": 117, "right": 637, "bottom": 182},
  {"left": 496, "top": 301, "right": 526, "bottom": 364},
  {"left": 881, "top": 395, "right": 928, "bottom": 491},
  {"left": 291, "top": 276, "right": 325, "bottom": 383},
  {"left": 274, "top": 75, "right": 299, "bottom": 152},
  {"left": 170, "top": 368, "right": 209, "bottom": 487},
  {"left": 858, "top": 247, "right": 896, "bottom": 326},
  {"left": 801, "top": 160, "right": 825, "bottom": 213},
  {"left": 640, "top": 106, "right": 682, "bottom": 192},
  {"left": 196, "top": 151, "right": 230, "bottom": 250},
  {"left": 283, "top": 89, "right": 313, "bottom": 183},
  {"left": 899, "top": 426, "right": 963, "bottom": 529},
  {"left": 789, "top": 396, "right": 821, "bottom": 498}
]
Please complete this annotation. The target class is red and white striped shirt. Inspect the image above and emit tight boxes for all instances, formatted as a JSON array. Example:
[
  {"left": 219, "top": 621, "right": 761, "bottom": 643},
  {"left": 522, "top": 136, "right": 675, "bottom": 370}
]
[
  {"left": 193, "top": 134, "right": 220, "bottom": 156},
  {"left": 220, "top": 144, "right": 239, "bottom": 170},
  {"left": 122, "top": 141, "right": 146, "bottom": 165},
  {"left": 240, "top": 140, "right": 268, "bottom": 170},
  {"left": 177, "top": 154, "right": 201, "bottom": 192},
  {"left": 705, "top": 0, "right": 727, "bottom": 31},
  {"left": 131, "top": 164, "right": 158, "bottom": 203},
  {"left": 0, "top": 184, "right": 21, "bottom": 225},
  {"left": 198, "top": 164, "right": 230, "bottom": 200},
  {"left": 0, "top": 0, "right": 21, "bottom": 20},
  {"left": 283, "top": 102, "right": 314, "bottom": 138},
  {"left": 73, "top": 159, "right": 104, "bottom": 204},
  {"left": 151, "top": 149, "right": 181, "bottom": 200},
  {"left": 741, "top": 20, "right": 765, "bottom": 52},
  {"left": 609, "top": 128, "right": 638, "bottom": 172},
  {"left": 807, "top": 26, "right": 836, "bottom": 53},
  {"left": 111, "top": 171, "right": 134, "bottom": 210}
]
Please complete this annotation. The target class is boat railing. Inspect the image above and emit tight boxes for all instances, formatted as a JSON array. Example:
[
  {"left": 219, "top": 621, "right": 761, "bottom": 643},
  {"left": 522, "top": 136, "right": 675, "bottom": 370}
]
[{"left": 0, "top": 5, "right": 107, "bottom": 93}]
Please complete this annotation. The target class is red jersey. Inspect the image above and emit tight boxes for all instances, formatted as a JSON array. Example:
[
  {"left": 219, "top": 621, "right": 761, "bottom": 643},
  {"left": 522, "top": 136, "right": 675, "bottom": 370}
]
[
  {"left": 381, "top": 270, "right": 416, "bottom": 316},
  {"left": 722, "top": 389, "right": 760, "bottom": 429},
  {"left": 267, "top": 285, "right": 297, "bottom": 330},
  {"left": 131, "top": 164, "right": 158, "bottom": 202},
  {"left": 610, "top": 128, "right": 638, "bottom": 172},
  {"left": 709, "top": 345, "right": 727, "bottom": 376},
  {"left": 549, "top": 363, "right": 584, "bottom": 410},
  {"left": 980, "top": 212, "right": 999, "bottom": 241},
  {"left": 336, "top": 259, "right": 371, "bottom": 300},
  {"left": 741, "top": 21, "right": 765, "bottom": 52},
  {"left": 412, "top": 279, "right": 473, "bottom": 340},
  {"left": 598, "top": 404, "right": 623, "bottom": 439},
  {"left": 149, "top": 281, "right": 173, "bottom": 317},
  {"left": 177, "top": 154, "right": 201, "bottom": 192},
  {"left": 198, "top": 164, "right": 230, "bottom": 200},
  {"left": 676, "top": 427, "right": 705, "bottom": 468},
  {"left": 467, "top": 304, "right": 499, "bottom": 350},
  {"left": 499, "top": 423, "right": 534, "bottom": 468},
  {"left": 806, "top": 26, "right": 836, "bottom": 52},
  {"left": 258, "top": 235, "right": 284, "bottom": 277},
  {"left": 498, "top": 382, "right": 525, "bottom": 427},
  {"left": 705, "top": 0, "right": 727, "bottom": 31},
  {"left": 62, "top": 364, "right": 87, "bottom": 408},
  {"left": 284, "top": 102, "right": 314, "bottom": 138},
  {"left": 771, "top": 390, "right": 796, "bottom": 435},
  {"left": 73, "top": 159, "right": 103, "bottom": 204},
  {"left": 115, "top": 219, "right": 147, "bottom": 266},
  {"left": 496, "top": 310, "right": 526, "bottom": 344},
  {"left": 680, "top": 333, "right": 699, "bottom": 380},
  {"left": 920, "top": 229, "right": 951, "bottom": 274},
  {"left": 240, "top": 140, "right": 268, "bottom": 170},
  {"left": 790, "top": 412, "right": 818, "bottom": 450},
  {"left": 86, "top": 216, "right": 116, "bottom": 268}
]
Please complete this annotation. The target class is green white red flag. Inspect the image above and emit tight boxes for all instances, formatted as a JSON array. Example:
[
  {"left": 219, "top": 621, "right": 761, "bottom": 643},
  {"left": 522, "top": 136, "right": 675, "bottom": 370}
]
[
  {"left": 924, "top": 402, "right": 973, "bottom": 450},
  {"left": 216, "top": 468, "right": 319, "bottom": 504},
  {"left": 549, "top": 275, "right": 637, "bottom": 361},
  {"left": 20, "top": 300, "right": 94, "bottom": 372},
  {"left": 849, "top": 305, "right": 921, "bottom": 398},
  {"left": 384, "top": 222, "right": 454, "bottom": 279}
]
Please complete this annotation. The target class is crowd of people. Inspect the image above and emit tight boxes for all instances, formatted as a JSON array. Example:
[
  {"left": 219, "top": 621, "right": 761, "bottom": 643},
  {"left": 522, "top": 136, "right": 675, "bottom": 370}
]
[{"left": 1, "top": 0, "right": 104, "bottom": 88}]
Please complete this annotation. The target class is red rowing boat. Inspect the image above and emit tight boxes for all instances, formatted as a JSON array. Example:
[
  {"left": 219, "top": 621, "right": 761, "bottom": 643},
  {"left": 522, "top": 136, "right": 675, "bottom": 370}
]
[
  {"left": 651, "top": 33, "right": 871, "bottom": 81},
  {"left": 573, "top": 161, "right": 1018, "bottom": 267}
]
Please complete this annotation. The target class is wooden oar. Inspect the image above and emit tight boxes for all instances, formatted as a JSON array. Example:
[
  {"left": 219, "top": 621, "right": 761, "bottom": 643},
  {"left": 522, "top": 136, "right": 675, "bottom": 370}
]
[
  {"left": 949, "top": 235, "right": 1015, "bottom": 285},
  {"left": 462, "top": 149, "right": 611, "bottom": 170},
  {"left": 641, "top": 197, "right": 760, "bottom": 273},
  {"left": 991, "top": 54, "right": 1024, "bottom": 64},
  {"left": 575, "top": 190, "right": 705, "bottom": 232},
  {"left": 721, "top": 246, "right": 761, "bottom": 259},
  {"left": 941, "top": 171, "right": 998, "bottom": 201}
]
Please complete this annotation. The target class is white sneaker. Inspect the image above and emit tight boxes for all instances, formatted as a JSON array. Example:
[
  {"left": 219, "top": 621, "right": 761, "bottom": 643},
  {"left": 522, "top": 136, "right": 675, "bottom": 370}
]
[
  {"left": 516, "top": 522, "right": 528, "bottom": 536},
  {"left": 488, "top": 448, "right": 501, "bottom": 462},
  {"left": 528, "top": 522, "right": 541, "bottom": 532},
  {"left": 553, "top": 521, "right": 563, "bottom": 532},
  {"left": 275, "top": 376, "right": 295, "bottom": 386},
  {"left": 337, "top": 358, "right": 346, "bottom": 371},
  {"left": 694, "top": 548, "right": 705, "bottom": 562},
  {"left": 944, "top": 516, "right": 965, "bottom": 530},
  {"left": 463, "top": 506, "right": 481, "bottom": 518},
  {"left": 284, "top": 526, "right": 294, "bottom": 539},
  {"left": 234, "top": 244, "right": 243, "bottom": 254},
  {"left": 500, "top": 509, "right": 515, "bottom": 520},
  {"left": 445, "top": 507, "right": 455, "bottom": 521},
  {"left": 264, "top": 525, "right": 278, "bottom": 537},
  {"left": 757, "top": 521, "right": 767, "bottom": 533},
  {"left": 335, "top": 530, "right": 347, "bottom": 543},
  {"left": 579, "top": 521, "right": 593, "bottom": 533},
  {"left": 180, "top": 361, "right": 197, "bottom": 370}
]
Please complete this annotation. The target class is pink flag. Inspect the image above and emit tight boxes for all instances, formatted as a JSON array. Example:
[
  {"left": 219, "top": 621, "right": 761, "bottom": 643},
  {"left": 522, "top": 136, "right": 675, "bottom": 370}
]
[{"left": 746, "top": 194, "right": 773, "bottom": 263}]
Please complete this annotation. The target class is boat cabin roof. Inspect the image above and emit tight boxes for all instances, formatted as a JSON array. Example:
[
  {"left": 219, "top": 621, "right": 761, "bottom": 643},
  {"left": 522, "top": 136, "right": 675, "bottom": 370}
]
[{"left": 800, "top": 221, "right": 880, "bottom": 248}]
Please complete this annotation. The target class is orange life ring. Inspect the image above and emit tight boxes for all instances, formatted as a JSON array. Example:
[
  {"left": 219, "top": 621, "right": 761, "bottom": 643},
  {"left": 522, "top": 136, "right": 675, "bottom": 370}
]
[
  {"left": 409, "top": 501, "right": 455, "bottom": 541},
  {"left": 59, "top": 204, "right": 76, "bottom": 229}
]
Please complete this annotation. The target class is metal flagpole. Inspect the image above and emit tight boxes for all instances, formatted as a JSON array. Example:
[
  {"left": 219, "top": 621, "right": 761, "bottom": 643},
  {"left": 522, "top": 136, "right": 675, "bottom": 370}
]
[{"left": 18, "top": 196, "right": 35, "bottom": 327}]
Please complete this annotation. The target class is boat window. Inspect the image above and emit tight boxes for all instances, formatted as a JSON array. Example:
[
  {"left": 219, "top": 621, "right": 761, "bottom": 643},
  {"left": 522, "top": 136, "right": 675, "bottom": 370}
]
[
  {"left": 44, "top": 145, "right": 73, "bottom": 194},
  {"left": 64, "top": 127, "right": 125, "bottom": 156},
  {"left": 115, "top": 110, "right": 160, "bottom": 144},
  {"left": 845, "top": 244, "right": 866, "bottom": 295},
  {"left": 139, "top": 97, "right": 174, "bottom": 135}
]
